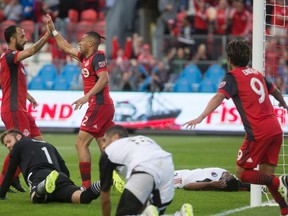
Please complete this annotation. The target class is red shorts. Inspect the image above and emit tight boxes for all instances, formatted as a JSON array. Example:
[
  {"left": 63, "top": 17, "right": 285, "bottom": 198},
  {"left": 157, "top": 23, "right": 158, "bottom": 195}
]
[
  {"left": 236, "top": 133, "right": 283, "bottom": 169},
  {"left": 1, "top": 111, "right": 41, "bottom": 138},
  {"left": 80, "top": 104, "right": 115, "bottom": 139}
]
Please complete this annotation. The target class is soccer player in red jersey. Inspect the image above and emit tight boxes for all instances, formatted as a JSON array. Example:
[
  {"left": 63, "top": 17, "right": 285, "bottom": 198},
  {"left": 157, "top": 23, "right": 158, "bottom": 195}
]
[
  {"left": 0, "top": 23, "right": 51, "bottom": 191},
  {"left": 184, "top": 40, "right": 288, "bottom": 216},
  {"left": 46, "top": 14, "right": 115, "bottom": 189}
]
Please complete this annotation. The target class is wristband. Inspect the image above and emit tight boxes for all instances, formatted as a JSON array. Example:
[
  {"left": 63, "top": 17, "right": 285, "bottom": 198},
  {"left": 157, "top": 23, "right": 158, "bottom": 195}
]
[{"left": 52, "top": 30, "right": 58, "bottom": 37}]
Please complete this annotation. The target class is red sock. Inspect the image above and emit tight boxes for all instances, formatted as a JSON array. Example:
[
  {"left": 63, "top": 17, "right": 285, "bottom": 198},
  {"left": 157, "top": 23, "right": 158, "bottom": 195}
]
[
  {"left": 79, "top": 162, "right": 91, "bottom": 189},
  {"left": 268, "top": 184, "right": 288, "bottom": 209},
  {"left": 240, "top": 170, "right": 277, "bottom": 187}
]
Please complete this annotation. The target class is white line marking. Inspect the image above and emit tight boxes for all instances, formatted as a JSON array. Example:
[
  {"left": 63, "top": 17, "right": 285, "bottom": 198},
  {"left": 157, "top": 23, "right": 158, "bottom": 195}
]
[{"left": 212, "top": 206, "right": 252, "bottom": 216}]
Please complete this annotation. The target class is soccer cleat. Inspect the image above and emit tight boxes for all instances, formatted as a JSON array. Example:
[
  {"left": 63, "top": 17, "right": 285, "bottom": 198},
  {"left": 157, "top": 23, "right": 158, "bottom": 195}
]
[
  {"left": 11, "top": 177, "right": 26, "bottom": 192},
  {"left": 180, "top": 203, "right": 194, "bottom": 216},
  {"left": 141, "top": 205, "right": 159, "bottom": 216},
  {"left": 45, "top": 170, "right": 59, "bottom": 194},
  {"left": 279, "top": 175, "right": 288, "bottom": 202},
  {"left": 112, "top": 171, "right": 125, "bottom": 193}
]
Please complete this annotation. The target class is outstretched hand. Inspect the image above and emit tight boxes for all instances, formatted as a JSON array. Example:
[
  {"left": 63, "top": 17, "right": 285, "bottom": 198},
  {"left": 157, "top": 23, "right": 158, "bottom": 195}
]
[
  {"left": 183, "top": 117, "right": 202, "bottom": 130},
  {"left": 71, "top": 96, "right": 89, "bottom": 111}
]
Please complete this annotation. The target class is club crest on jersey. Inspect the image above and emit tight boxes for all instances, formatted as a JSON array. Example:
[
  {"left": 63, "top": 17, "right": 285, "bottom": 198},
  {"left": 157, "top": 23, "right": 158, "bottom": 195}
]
[
  {"left": 98, "top": 61, "right": 106, "bottom": 68},
  {"left": 84, "top": 61, "right": 89, "bottom": 67},
  {"left": 23, "top": 129, "right": 30, "bottom": 137},
  {"left": 218, "top": 81, "right": 226, "bottom": 88},
  {"left": 211, "top": 172, "right": 218, "bottom": 177}
]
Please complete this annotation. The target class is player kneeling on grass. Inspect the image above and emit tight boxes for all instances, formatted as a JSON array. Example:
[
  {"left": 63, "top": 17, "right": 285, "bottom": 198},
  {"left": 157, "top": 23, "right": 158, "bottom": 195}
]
[
  {"left": 174, "top": 167, "right": 250, "bottom": 192},
  {"left": 99, "top": 125, "right": 175, "bottom": 216},
  {"left": 0, "top": 129, "right": 101, "bottom": 204}
]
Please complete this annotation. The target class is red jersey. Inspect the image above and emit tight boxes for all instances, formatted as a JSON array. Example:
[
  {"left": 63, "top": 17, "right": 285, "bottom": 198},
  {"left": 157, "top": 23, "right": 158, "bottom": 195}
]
[
  {"left": 78, "top": 50, "right": 113, "bottom": 105},
  {"left": 229, "top": 8, "right": 251, "bottom": 35},
  {"left": 215, "top": 8, "right": 229, "bottom": 34},
  {"left": 218, "top": 67, "right": 282, "bottom": 141},
  {"left": 0, "top": 50, "right": 28, "bottom": 112}
]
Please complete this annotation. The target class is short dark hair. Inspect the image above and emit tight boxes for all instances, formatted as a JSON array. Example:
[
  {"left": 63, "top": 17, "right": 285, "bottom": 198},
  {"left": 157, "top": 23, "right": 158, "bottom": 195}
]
[
  {"left": 4, "top": 25, "right": 22, "bottom": 44},
  {"left": 222, "top": 178, "right": 239, "bottom": 192},
  {"left": 85, "top": 31, "right": 106, "bottom": 45},
  {"left": 105, "top": 125, "right": 129, "bottom": 139},
  {"left": 0, "top": 129, "right": 24, "bottom": 145},
  {"left": 225, "top": 40, "right": 251, "bottom": 67}
]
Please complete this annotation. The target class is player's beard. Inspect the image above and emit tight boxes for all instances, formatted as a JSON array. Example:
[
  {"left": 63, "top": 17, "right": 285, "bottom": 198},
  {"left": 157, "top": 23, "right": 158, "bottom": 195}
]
[{"left": 15, "top": 41, "right": 24, "bottom": 51}]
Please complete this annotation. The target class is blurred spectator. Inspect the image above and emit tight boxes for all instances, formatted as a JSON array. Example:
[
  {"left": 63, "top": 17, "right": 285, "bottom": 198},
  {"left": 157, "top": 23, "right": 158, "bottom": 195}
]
[
  {"left": 228, "top": 0, "right": 252, "bottom": 38},
  {"left": 111, "top": 36, "right": 132, "bottom": 60},
  {"left": 20, "top": 0, "right": 35, "bottom": 20},
  {"left": 55, "top": 0, "right": 70, "bottom": 38},
  {"left": 132, "top": 33, "right": 144, "bottom": 58},
  {"left": 213, "top": 0, "right": 231, "bottom": 35},
  {"left": 193, "top": 0, "right": 210, "bottom": 35},
  {"left": 40, "top": 0, "right": 59, "bottom": 20},
  {"left": 192, "top": 43, "right": 212, "bottom": 74},
  {"left": 270, "top": 0, "right": 288, "bottom": 45},
  {"left": 157, "top": 0, "right": 178, "bottom": 34},
  {"left": 120, "top": 71, "right": 134, "bottom": 91},
  {"left": 178, "top": 15, "right": 195, "bottom": 50},
  {"left": 150, "top": 61, "right": 171, "bottom": 92},
  {"left": 137, "top": 44, "right": 154, "bottom": 65},
  {"left": 265, "top": 37, "right": 283, "bottom": 82},
  {"left": 4, "top": 0, "right": 23, "bottom": 22}
]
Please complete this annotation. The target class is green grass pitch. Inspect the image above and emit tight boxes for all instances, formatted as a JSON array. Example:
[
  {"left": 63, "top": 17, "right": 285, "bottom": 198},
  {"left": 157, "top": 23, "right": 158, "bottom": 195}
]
[{"left": 0, "top": 133, "right": 281, "bottom": 215}]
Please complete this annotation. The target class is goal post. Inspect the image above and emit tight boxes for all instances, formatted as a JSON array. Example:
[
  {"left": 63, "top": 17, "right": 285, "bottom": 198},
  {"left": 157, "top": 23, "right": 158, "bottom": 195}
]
[{"left": 251, "top": 0, "right": 266, "bottom": 207}]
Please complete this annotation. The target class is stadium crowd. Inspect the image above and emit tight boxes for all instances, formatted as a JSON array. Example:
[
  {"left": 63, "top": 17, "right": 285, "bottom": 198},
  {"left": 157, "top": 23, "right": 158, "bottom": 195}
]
[{"left": 0, "top": 0, "right": 287, "bottom": 93}]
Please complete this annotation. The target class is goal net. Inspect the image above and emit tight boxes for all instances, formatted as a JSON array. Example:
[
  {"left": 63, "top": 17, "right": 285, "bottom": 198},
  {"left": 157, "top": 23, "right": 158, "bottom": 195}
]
[{"left": 253, "top": 0, "right": 288, "bottom": 206}]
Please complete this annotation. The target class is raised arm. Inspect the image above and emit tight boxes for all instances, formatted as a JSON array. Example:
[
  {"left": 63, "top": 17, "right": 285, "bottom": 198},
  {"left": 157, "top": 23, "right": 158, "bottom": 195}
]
[
  {"left": 16, "top": 28, "right": 50, "bottom": 62},
  {"left": 46, "top": 14, "right": 79, "bottom": 61}
]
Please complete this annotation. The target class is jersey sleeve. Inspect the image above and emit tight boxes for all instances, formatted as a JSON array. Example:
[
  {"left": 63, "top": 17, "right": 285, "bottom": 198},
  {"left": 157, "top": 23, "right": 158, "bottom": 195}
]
[
  {"left": 217, "top": 73, "right": 237, "bottom": 99},
  {"left": 99, "top": 152, "right": 116, "bottom": 192},
  {"left": 92, "top": 53, "right": 107, "bottom": 74},
  {"left": 6, "top": 50, "right": 19, "bottom": 65}
]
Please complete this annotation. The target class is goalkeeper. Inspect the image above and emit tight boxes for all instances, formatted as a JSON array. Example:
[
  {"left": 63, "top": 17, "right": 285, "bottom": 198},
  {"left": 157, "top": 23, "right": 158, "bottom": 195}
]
[{"left": 0, "top": 129, "right": 100, "bottom": 204}]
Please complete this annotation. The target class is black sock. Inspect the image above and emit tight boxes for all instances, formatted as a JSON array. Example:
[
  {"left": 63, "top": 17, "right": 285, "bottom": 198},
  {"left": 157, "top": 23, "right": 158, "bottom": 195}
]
[{"left": 80, "top": 180, "right": 101, "bottom": 204}]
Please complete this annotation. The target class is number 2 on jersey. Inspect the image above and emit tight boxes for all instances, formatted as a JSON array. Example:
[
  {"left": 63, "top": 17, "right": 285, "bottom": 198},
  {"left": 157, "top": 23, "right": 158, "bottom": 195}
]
[{"left": 250, "top": 77, "right": 265, "bottom": 103}]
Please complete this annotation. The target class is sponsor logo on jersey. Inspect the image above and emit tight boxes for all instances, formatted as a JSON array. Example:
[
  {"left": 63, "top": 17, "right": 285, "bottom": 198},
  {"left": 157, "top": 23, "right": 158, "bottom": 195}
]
[
  {"left": 98, "top": 61, "right": 106, "bottom": 68},
  {"left": 218, "top": 81, "right": 226, "bottom": 88},
  {"left": 237, "top": 150, "right": 243, "bottom": 161},
  {"left": 93, "top": 124, "right": 98, "bottom": 129},
  {"left": 82, "top": 68, "right": 89, "bottom": 78},
  {"left": 246, "top": 157, "right": 253, "bottom": 163}
]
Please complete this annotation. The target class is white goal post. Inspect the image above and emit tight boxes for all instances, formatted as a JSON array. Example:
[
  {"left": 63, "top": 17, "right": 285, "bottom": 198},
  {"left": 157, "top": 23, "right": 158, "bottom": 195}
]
[{"left": 251, "top": 0, "right": 265, "bottom": 207}]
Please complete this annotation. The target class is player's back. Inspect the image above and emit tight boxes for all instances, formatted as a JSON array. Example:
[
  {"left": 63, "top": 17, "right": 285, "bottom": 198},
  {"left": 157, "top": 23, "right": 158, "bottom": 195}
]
[
  {"left": 230, "top": 67, "right": 282, "bottom": 139},
  {"left": 11, "top": 138, "right": 61, "bottom": 179}
]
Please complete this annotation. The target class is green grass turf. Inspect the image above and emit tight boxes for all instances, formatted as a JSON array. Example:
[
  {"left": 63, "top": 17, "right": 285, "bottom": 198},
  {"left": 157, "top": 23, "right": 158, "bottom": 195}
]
[{"left": 0, "top": 133, "right": 281, "bottom": 215}]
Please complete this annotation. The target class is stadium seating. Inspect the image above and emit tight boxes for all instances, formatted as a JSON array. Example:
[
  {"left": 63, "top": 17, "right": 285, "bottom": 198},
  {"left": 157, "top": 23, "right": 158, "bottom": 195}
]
[
  {"left": 52, "top": 75, "right": 70, "bottom": 90},
  {"left": 20, "top": 20, "right": 35, "bottom": 42},
  {"left": 0, "top": 20, "right": 16, "bottom": 42},
  {"left": 80, "top": 9, "right": 97, "bottom": 23},
  {"left": 28, "top": 76, "right": 46, "bottom": 90},
  {"left": 198, "top": 78, "right": 217, "bottom": 93},
  {"left": 60, "top": 64, "right": 81, "bottom": 83},
  {"left": 37, "top": 63, "right": 58, "bottom": 89},
  {"left": 173, "top": 77, "right": 193, "bottom": 92},
  {"left": 204, "top": 64, "right": 225, "bottom": 86},
  {"left": 177, "top": 64, "right": 202, "bottom": 91},
  {"left": 68, "top": 9, "right": 79, "bottom": 23}
]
